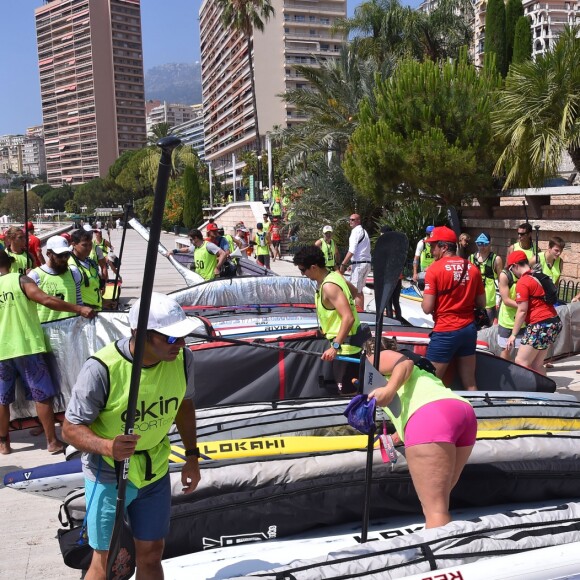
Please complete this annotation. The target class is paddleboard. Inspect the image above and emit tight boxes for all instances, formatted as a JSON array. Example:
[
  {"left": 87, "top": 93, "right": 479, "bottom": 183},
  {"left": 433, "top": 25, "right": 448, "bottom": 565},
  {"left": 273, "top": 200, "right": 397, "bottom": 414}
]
[
  {"left": 158, "top": 499, "right": 580, "bottom": 579},
  {"left": 6, "top": 429, "right": 576, "bottom": 500}
]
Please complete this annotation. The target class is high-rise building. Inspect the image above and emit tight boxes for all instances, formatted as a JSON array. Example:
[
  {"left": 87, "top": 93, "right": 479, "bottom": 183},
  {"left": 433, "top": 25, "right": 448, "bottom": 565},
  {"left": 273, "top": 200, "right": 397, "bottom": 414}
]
[
  {"left": 199, "top": 0, "right": 346, "bottom": 188},
  {"left": 146, "top": 101, "right": 200, "bottom": 136},
  {"left": 35, "top": 0, "right": 146, "bottom": 187},
  {"left": 471, "top": 0, "right": 578, "bottom": 68},
  {"left": 170, "top": 104, "right": 206, "bottom": 160}
]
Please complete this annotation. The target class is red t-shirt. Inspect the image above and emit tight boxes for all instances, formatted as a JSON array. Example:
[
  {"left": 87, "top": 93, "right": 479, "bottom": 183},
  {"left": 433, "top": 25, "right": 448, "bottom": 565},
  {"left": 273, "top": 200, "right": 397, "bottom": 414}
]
[
  {"left": 270, "top": 225, "right": 281, "bottom": 241},
  {"left": 515, "top": 271, "right": 558, "bottom": 324},
  {"left": 424, "top": 256, "right": 485, "bottom": 332},
  {"left": 27, "top": 234, "right": 42, "bottom": 267}
]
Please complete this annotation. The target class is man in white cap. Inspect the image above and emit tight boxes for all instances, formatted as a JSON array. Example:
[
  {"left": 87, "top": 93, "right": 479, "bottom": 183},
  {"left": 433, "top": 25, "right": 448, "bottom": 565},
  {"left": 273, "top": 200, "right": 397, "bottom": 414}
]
[
  {"left": 62, "top": 293, "right": 201, "bottom": 579},
  {"left": 339, "top": 214, "right": 371, "bottom": 310},
  {"left": 315, "top": 225, "right": 340, "bottom": 270},
  {"left": 29, "top": 236, "right": 86, "bottom": 323}
]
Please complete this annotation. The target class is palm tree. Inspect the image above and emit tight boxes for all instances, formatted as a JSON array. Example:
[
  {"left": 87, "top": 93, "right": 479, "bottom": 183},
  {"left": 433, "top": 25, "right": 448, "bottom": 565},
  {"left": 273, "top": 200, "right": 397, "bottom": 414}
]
[
  {"left": 147, "top": 122, "right": 172, "bottom": 146},
  {"left": 334, "top": 0, "right": 474, "bottom": 64},
  {"left": 215, "top": 0, "right": 275, "bottom": 155},
  {"left": 493, "top": 26, "right": 580, "bottom": 188},
  {"left": 273, "top": 47, "right": 394, "bottom": 170}
]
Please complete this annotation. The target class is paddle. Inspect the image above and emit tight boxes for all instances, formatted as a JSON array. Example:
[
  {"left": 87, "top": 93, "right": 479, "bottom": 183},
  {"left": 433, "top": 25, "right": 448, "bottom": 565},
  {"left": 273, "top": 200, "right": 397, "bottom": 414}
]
[
  {"left": 110, "top": 203, "right": 132, "bottom": 304},
  {"left": 105, "top": 136, "right": 181, "bottom": 580},
  {"left": 534, "top": 225, "right": 540, "bottom": 263},
  {"left": 189, "top": 329, "right": 362, "bottom": 365},
  {"left": 446, "top": 206, "right": 461, "bottom": 240},
  {"left": 361, "top": 230, "right": 409, "bottom": 543}
]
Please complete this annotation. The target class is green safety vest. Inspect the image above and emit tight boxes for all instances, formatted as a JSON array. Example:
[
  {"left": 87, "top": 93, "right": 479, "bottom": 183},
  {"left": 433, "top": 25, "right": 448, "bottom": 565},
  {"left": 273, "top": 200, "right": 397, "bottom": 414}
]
[
  {"left": 194, "top": 242, "right": 217, "bottom": 280},
  {"left": 271, "top": 202, "right": 282, "bottom": 217},
  {"left": 319, "top": 238, "right": 337, "bottom": 268},
  {"left": 513, "top": 241, "right": 537, "bottom": 262},
  {"left": 90, "top": 342, "right": 187, "bottom": 489},
  {"left": 255, "top": 231, "right": 269, "bottom": 255},
  {"left": 419, "top": 241, "right": 434, "bottom": 271},
  {"left": 263, "top": 222, "right": 271, "bottom": 233},
  {"left": 282, "top": 195, "right": 290, "bottom": 207},
  {"left": 538, "top": 253, "right": 562, "bottom": 285},
  {"left": 315, "top": 271, "right": 361, "bottom": 356},
  {"left": 95, "top": 240, "right": 109, "bottom": 257},
  {"left": 381, "top": 366, "right": 468, "bottom": 442},
  {"left": 68, "top": 254, "right": 102, "bottom": 310},
  {"left": 469, "top": 252, "right": 498, "bottom": 309},
  {"left": 6, "top": 250, "right": 33, "bottom": 275},
  {"left": 0, "top": 273, "right": 46, "bottom": 361},
  {"left": 498, "top": 270, "right": 517, "bottom": 329},
  {"left": 33, "top": 267, "right": 78, "bottom": 323},
  {"left": 224, "top": 234, "right": 235, "bottom": 254}
]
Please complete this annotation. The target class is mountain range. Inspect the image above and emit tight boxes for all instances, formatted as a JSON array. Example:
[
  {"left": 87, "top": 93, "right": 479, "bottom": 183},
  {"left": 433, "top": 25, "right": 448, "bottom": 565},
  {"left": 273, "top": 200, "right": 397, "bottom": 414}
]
[{"left": 144, "top": 62, "right": 203, "bottom": 105}]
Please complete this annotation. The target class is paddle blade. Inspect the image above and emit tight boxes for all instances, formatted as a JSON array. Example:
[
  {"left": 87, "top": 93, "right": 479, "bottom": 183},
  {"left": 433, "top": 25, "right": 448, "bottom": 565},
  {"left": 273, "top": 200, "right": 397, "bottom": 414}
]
[
  {"left": 446, "top": 206, "right": 461, "bottom": 239},
  {"left": 362, "top": 358, "right": 401, "bottom": 418},
  {"left": 106, "top": 508, "right": 135, "bottom": 580},
  {"left": 372, "top": 231, "right": 409, "bottom": 317},
  {"left": 230, "top": 247, "right": 243, "bottom": 259}
]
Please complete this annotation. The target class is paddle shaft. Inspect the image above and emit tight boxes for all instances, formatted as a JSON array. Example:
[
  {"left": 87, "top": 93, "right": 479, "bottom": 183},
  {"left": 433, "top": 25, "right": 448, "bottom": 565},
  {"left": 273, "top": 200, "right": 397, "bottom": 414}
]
[
  {"left": 111, "top": 203, "right": 132, "bottom": 302},
  {"left": 534, "top": 225, "right": 540, "bottom": 262},
  {"left": 106, "top": 136, "right": 181, "bottom": 580},
  {"left": 189, "top": 331, "right": 358, "bottom": 363}
]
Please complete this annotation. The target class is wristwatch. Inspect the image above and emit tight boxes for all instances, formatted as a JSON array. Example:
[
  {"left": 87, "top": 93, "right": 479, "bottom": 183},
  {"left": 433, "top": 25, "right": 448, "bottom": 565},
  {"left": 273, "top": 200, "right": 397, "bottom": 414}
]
[
  {"left": 185, "top": 447, "right": 201, "bottom": 458},
  {"left": 331, "top": 341, "right": 341, "bottom": 350}
]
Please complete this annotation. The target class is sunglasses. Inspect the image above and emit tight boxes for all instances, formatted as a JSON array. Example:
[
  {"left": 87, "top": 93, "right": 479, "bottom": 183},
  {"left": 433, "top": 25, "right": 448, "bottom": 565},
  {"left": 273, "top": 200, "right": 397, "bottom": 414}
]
[
  {"left": 517, "top": 232, "right": 529, "bottom": 237},
  {"left": 149, "top": 330, "right": 181, "bottom": 344},
  {"left": 476, "top": 242, "right": 489, "bottom": 247},
  {"left": 298, "top": 265, "right": 310, "bottom": 273},
  {"left": 349, "top": 218, "right": 357, "bottom": 222}
]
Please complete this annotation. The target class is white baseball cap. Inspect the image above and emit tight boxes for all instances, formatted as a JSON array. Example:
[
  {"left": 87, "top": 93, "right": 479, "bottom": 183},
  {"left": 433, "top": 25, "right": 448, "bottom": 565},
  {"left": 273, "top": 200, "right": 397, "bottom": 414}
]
[
  {"left": 46, "top": 235, "right": 71, "bottom": 255},
  {"left": 129, "top": 293, "right": 201, "bottom": 337},
  {"left": 322, "top": 225, "right": 333, "bottom": 233},
  {"left": 82, "top": 224, "right": 93, "bottom": 232}
]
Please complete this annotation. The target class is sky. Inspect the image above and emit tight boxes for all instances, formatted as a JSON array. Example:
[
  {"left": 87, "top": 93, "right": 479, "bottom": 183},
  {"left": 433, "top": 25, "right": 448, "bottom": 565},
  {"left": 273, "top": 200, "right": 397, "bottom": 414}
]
[{"left": 0, "top": 0, "right": 413, "bottom": 136}]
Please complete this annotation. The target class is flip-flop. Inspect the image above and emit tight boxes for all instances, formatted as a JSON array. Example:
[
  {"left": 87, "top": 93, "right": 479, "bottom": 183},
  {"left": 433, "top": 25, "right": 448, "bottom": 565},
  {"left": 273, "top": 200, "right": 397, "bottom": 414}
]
[
  {"left": 48, "top": 443, "right": 65, "bottom": 455},
  {"left": 544, "top": 363, "right": 554, "bottom": 369}
]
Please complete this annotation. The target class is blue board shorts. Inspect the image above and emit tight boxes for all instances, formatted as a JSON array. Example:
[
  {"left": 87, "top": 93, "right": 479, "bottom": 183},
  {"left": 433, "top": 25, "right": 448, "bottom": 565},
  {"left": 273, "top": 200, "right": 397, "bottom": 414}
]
[
  {"left": 0, "top": 353, "right": 58, "bottom": 406},
  {"left": 85, "top": 472, "right": 171, "bottom": 551},
  {"left": 426, "top": 322, "right": 477, "bottom": 363}
]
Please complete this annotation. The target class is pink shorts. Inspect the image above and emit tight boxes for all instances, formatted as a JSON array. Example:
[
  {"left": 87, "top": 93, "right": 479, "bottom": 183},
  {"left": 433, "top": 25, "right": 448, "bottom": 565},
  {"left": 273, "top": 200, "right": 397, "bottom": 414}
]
[{"left": 404, "top": 399, "right": 477, "bottom": 448}]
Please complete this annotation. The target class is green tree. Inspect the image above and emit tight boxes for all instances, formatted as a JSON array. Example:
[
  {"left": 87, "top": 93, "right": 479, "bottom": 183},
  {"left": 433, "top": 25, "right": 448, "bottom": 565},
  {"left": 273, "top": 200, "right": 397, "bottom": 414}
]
[
  {"left": 64, "top": 199, "right": 80, "bottom": 214},
  {"left": 484, "top": 0, "right": 507, "bottom": 76},
  {"left": 215, "top": 0, "right": 275, "bottom": 154},
  {"left": 147, "top": 122, "right": 173, "bottom": 146},
  {"left": 182, "top": 165, "right": 203, "bottom": 229},
  {"left": 344, "top": 51, "right": 503, "bottom": 207},
  {"left": 30, "top": 183, "right": 54, "bottom": 198},
  {"left": 505, "top": 0, "right": 524, "bottom": 66},
  {"left": 274, "top": 47, "right": 389, "bottom": 170},
  {"left": 512, "top": 16, "right": 532, "bottom": 64},
  {"left": 0, "top": 189, "right": 42, "bottom": 221},
  {"left": 284, "top": 156, "right": 379, "bottom": 250},
  {"left": 493, "top": 26, "right": 580, "bottom": 187},
  {"left": 73, "top": 178, "right": 116, "bottom": 212},
  {"left": 42, "top": 187, "right": 72, "bottom": 212},
  {"left": 334, "top": 0, "right": 473, "bottom": 64}
]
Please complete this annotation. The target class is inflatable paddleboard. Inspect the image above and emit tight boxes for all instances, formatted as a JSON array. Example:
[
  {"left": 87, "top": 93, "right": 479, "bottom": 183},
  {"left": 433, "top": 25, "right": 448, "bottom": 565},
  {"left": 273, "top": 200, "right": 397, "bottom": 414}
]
[{"left": 6, "top": 429, "right": 579, "bottom": 500}]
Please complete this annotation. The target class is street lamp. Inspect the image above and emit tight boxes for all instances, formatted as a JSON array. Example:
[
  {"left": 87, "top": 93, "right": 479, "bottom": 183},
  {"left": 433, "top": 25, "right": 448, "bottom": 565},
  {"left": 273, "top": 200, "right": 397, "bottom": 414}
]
[{"left": 256, "top": 154, "right": 263, "bottom": 201}]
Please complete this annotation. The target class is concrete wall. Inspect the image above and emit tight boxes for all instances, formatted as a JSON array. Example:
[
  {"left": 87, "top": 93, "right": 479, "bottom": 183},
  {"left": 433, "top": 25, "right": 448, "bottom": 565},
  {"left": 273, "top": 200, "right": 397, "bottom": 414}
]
[{"left": 462, "top": 194, "right": 580, "bottom": 283}]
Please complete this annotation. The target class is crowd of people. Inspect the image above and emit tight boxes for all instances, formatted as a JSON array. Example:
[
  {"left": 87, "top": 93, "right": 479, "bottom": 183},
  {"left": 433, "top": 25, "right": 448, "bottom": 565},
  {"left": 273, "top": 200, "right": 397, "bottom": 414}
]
[{"left": 1, "top": 208, "right": 578, "bottom": 570}]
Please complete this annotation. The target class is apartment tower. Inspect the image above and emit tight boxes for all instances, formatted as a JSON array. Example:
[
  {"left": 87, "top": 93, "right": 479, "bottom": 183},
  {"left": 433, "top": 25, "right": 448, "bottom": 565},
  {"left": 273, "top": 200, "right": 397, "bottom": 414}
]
[
  {"left": 35, "top": 0, "right": 146, "bottom": 187},
  {"left": 199, "top": 0, "right": 347, "bottom": 187}
]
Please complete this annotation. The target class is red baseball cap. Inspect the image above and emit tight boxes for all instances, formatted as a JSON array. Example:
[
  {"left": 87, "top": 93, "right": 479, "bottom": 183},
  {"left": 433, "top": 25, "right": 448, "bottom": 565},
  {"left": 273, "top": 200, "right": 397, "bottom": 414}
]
[
  {"left": 426, "top": 226, "right": 457, "bottom": 245},
  {"left": 206, "top": 223, "right": 218, "bottom": 231},
  {"left": 506, "top": 250, "right": 528, "bottom": 268},
  {"left": 25, "top": 221, "right": 34, "bottom": 231}
]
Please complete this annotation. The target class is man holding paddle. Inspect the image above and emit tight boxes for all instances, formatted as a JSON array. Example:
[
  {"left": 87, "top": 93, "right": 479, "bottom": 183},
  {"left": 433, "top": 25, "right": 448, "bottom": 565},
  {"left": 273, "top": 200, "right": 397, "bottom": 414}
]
[
  {"left": 294, "top": 246, "right": 364, "bottom": 395},
  {"left": 62, "top": 293, "right": 201, "bottom": 579}
]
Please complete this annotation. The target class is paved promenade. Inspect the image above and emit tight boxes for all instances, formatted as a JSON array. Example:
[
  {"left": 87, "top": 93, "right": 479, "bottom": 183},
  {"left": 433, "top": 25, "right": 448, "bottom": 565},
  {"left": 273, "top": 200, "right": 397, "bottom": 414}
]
[{"left": 1, "top": 226, "right": 579, "bottom": 579}]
